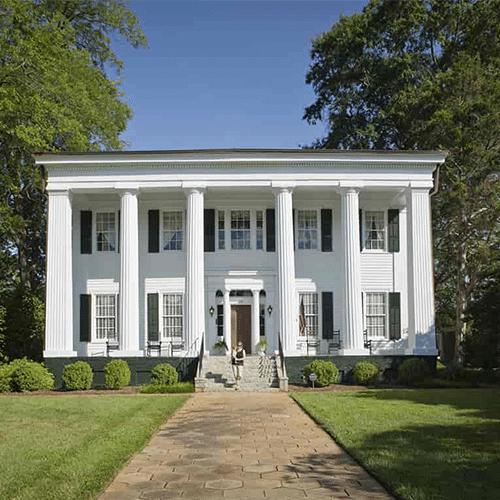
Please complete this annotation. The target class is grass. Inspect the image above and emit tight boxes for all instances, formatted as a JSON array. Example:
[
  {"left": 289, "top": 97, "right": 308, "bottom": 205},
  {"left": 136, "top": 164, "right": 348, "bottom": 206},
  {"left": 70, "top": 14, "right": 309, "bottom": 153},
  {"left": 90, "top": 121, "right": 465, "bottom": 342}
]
[
  {"left": 139, "top": 381, "right": 195, "bottom": 393},
  {"left": 0, "top": 394, "right": 190, "bottom": 500},
  {"left": 292, "top": 389, "right": 500, "bottom": 500}
]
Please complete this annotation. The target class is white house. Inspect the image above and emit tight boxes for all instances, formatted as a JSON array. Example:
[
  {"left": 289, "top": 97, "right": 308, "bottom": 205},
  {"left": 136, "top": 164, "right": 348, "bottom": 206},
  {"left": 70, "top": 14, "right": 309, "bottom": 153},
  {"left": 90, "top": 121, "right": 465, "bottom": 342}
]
[{"left": 35, "top": 149, "right": 446, "bottom": 365}]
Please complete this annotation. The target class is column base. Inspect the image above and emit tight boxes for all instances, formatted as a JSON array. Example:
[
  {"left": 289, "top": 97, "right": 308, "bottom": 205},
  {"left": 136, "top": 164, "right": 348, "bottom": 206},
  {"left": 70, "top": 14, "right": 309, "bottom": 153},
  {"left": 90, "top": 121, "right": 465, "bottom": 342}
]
[
  {"left": 109, "top": 350, "right": 144, "bottom": 357},
  {"left": 43, "top": 350, "right": 77, "bottom": 358}
]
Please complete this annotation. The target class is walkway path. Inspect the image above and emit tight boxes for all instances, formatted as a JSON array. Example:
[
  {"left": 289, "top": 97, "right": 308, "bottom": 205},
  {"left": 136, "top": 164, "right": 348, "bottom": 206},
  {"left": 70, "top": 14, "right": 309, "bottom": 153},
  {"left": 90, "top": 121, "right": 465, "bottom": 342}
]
[{"left": 98, "top": 393, "right": 395, "bottom": 500}]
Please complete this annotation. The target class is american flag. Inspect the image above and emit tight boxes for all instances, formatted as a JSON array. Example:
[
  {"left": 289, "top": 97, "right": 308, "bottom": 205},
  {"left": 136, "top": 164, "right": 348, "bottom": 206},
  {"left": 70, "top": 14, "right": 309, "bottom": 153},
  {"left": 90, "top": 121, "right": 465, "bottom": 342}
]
[{"left": 299, "top": 299, "right": 307, "bottom": 335}]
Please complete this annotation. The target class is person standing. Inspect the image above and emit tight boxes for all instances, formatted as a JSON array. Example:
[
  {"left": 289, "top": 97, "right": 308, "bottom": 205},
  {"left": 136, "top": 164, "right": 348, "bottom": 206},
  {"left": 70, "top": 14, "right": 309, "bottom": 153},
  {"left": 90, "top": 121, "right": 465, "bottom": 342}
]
[{"left": 232, "top": 341, "right": 246, "bottom": 390}]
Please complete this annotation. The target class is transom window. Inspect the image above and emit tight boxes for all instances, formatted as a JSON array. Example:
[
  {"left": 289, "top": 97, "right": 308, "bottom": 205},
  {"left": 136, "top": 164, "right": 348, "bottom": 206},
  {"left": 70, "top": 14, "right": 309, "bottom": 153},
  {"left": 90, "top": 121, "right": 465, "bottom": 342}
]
[
  {"left": 163, "top": 211, "right": 183, "bottom": 251},
  {"left": 95, "top": 294, "right": 117, "bottom": 340},
  {"left": 297, "top": 210, "right": 318, "bottom": 250},
  {"left": 365, "top": 293, "right": 386, "bottom": 337},
  {"left": 96, "top": 212, "right": 116, "bottom": 251},
  {"left": 365, "top": 211, "right": 385, "bottom": 250},
  {"left": 162, "top": 294, "right": 183, "bottom": 338},
  {"left": 231, "top": 210, "right": 251, "bottom": 250},
  {"left": 299, "top": 293, "right": 318, "bottom": 337}
]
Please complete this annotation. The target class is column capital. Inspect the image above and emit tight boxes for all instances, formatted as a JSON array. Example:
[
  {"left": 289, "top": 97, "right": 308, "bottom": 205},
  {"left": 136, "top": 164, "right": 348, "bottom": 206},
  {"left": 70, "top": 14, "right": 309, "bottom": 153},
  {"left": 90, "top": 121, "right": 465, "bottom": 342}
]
[
  {"left": 337, "top": 186, "right": 361, "bottom": 196},
  {"left": 119, "top": 188, "right": 139, "bottom": 197},
  {"left": 182, "top": 182, "right": 206, "bottom": 193},
  {"left": 47, "top": 187, "right": 72, "bottom": 199},
  {"left": 271, "top": 182, "right": 295, "bottom": 194}
]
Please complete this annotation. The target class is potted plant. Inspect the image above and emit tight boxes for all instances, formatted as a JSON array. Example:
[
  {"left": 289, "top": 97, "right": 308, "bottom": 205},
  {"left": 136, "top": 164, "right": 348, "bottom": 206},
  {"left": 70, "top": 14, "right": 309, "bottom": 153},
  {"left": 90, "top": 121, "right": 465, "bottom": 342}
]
[
  {"left": 213, "top": 339, "right": 228, "bottom": 355},
  {"left": 257, "top": 338, "right": 268, "bottom": 355}
]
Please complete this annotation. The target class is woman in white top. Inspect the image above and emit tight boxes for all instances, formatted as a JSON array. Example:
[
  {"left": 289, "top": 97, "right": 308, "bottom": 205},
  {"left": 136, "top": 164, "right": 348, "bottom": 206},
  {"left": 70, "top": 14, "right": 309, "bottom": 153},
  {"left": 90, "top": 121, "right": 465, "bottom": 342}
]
[{"left": 232, "top": 341, "right": 246, "bottom": 390}]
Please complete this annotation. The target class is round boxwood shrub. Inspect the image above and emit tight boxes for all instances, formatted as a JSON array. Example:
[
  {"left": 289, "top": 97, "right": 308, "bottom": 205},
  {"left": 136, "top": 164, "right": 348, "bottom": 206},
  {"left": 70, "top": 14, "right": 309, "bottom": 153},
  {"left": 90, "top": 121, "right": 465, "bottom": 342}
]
[
  {"left": 11, "top": 359, "right": 55, "bottom": 392},
  {"left": 104, "top": 359, "right": 131, "bottom": 389},
  {"left": 151, "top": 363, "right": 178, "bottom": 386},
  {"left": 398, "top": 358, "right": 431, "bottom": 386},
  {"left": 303, "top": 360, "right": 339, "bottom": 387},
  {"left": 62, "top": 361, "right": 93, "bottom": 390},
  {"left": 353, "top": 361, "right": 379, "bottom": 385},
  {"left": 0, "top": 363, "right": 14, "bottom": 393}
]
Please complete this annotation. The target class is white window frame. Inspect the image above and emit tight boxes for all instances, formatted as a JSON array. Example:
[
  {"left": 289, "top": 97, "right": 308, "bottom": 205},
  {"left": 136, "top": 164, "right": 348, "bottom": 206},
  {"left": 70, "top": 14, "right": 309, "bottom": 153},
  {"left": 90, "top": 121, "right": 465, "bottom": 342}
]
[
  {"left": 363, "top": 292, "right": 387, "bottom": 338},
  {"left": 295, "top": 209, "right": 320, "bottom": 251},
  {"left": 94, "top": 293, "right": 118, "bottom": 341},
  {"left": 218, "top": 210, "right": 226, "bottom": 250},
  {"left": 255, "top": 210, "right": 264, "bottom": 251},
  {"left": 298, "top": 292, "right": 319, "bottom": 337},
  {"left": 95, "top": 211, "right": 117, "bottom": 252},
  {"left": 230, "top": 209, "right": 251, "bottom": 250},
  {"left": 363, "top": 210, "right": 386, "bottom": 251},
  {"left": 162, "top": 210, "right": 184, "bottom": 251},
  {"left": 162, "top": 293, "right": 184, "bottom": 339}
]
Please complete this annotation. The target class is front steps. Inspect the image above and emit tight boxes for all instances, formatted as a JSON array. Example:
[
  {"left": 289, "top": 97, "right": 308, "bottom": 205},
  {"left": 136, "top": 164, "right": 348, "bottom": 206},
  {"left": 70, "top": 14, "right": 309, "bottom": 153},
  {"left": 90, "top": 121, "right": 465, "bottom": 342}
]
[{"left": 195, "top": 354, "right": 280, "bottom": 392}]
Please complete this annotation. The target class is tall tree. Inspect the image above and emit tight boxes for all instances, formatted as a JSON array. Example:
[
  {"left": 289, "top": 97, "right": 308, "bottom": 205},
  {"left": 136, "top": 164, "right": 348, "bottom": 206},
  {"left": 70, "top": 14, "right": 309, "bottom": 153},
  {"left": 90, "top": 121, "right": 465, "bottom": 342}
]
[
  {"left": 304, "top": 0, "right": 500, "bottom": 366},
  {"left": 0, "top": 0, "right": 147, "bottom": 360}
]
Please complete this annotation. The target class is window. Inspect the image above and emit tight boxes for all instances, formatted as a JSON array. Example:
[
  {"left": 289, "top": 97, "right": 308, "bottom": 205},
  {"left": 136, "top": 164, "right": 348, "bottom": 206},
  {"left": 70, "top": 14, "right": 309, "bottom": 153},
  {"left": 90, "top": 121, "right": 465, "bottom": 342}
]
[
  {"left": 365, "top": 211, "right": 385, "bottom": 250},
  {"left": 96, "top": 212, "right": 116, "bottom": 251},
  {"left": 297, "top": 210, "right": 318, "bottom": 250},
  {"left": 218, "top": 210, "right": 225, "bottom": 250},
  {"left": 365, "top": 293, "right": 386, "bottom": 337},
  {"left": 95, "top": 295, "right": 117, "bottom": 340},
  {"left": 231, "top": 210, "right": 251, "bottom": 250},
  {"left": 259, "top": 290, "right": 266, "bottom": 337},
  {"left": 163, "top": 211, "right": 183, "bottom": 250},
  {"left": 256, "top": 210, "right": 264, "bottom": 250},
  {"left": 162, "top": 294, "right": 183, "bottom": 338},
  {"left": 299, "top": 293, "right": 318, "bottom": 337}
]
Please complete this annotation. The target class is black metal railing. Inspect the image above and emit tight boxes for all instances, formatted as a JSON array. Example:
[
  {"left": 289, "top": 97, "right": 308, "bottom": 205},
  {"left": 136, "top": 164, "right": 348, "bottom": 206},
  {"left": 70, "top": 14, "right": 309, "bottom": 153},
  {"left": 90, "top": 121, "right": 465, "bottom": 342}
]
[
  {"left": 363, "top": 329, "right": 373, "bottom": 355},
  {"left": 175, "top": 337, "right": 200, "bottom": 382},
  {"left": 196, "top": 336, "right": 205, "bottom": 379}
]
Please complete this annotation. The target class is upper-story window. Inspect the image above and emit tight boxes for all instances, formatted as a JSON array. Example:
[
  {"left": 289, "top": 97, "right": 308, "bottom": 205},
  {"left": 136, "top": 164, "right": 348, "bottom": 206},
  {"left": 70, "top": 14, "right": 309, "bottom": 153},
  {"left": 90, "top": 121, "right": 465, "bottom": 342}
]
[
  {"left": 218, "top": 210, "right": 225, "bottom": 250},
  {"left": 297, "top": 210, "right": 318, "bottom": 250},
  {"left": 231, "top": 210, "right": 251, "bottom": 250},
  {"left": 364, "top": 211, "right": 385, "bottom": 250},
  {"left": 163, "top": 211, "right": 183, "bottom": 251},
  {"left": 96, "top": 212, "right": 116, "bottom": 252},
  {"left": 256, "top": 210, "right": 264, "bottom": 250}
]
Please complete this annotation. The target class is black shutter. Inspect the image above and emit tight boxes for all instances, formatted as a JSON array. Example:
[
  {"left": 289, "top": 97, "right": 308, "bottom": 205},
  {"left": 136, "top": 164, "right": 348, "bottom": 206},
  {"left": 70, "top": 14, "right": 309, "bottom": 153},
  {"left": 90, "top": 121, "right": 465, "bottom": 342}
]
[
  {"left": 266, "top": 209, "right": 275, "bottom": 252},
  {"left": 322, "top": 292, "right": 334, "bottom": 340},
  {"left": 321, "top": 209, "right": 332, "bottom": 252},
  {"left": 359, "top": 209, "right": 363, "bottom": 251},
  {"left": 389, "top": 292, "right": 401, "bottom": 340},
  {"left": 80, "top": 294, "right": 91, "bottom": 342},
  {"left": 117, "top": 210, "right": 121, "bottom": 253},
  {"left": 204, "top": 209, "right": 215, "bottom": 252},
  {"left": 147, "top": 293, "right": 159, "bottom": 342},
  {"left": 388, "top": 209, "right": 400, "bottom": 253},
  {"left": 148, "top": 210, "right": 160, "bottom": 253},
  {"left": 80, "top": 211, "right": 92, "bottom": 254}
]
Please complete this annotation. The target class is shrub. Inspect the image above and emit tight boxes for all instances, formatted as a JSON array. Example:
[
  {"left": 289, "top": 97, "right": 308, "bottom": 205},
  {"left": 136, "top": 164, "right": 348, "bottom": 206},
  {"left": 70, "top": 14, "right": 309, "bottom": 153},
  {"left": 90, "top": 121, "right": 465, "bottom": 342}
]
[
  {"left": 104, "top": 359, "right": 131, "bottom": 389},
  {"left": 150, "top": 363, "right": 178, "bottom": 386},
  {"left": 303, "top": 360, "right": 339, "bottom": 387},
  {"left": 0, "top": 363, "right": 14, "bottom": 393},
  {"left": 139, "top": 382, "right": 195, "bottom": 393},
  {"left": 354, "top": 361, "right": 379, "bottom": 385},
  {"left": 11, "top": 358, "right": 55, "bottom": 392},
  {"left": 398, "top": 358, "right": 431, "bottom": 386},
  {"left": 62, "top": 361, "right": 93, "bottom": 390}
]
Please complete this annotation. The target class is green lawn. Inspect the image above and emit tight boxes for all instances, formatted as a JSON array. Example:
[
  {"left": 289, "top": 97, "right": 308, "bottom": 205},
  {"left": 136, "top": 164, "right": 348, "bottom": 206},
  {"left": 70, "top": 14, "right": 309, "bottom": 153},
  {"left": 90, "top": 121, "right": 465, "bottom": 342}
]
[
  {"left": 0, "top": 394, "right": 190, "bottom": 500},
  {"left": 292, "top": 389, "right": 500, "bottom": 500}
]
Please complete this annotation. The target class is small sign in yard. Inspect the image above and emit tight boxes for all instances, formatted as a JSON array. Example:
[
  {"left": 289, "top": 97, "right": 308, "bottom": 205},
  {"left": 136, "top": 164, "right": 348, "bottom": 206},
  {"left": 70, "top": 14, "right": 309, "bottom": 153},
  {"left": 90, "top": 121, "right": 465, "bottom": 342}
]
[{"left": 309, "top": 372, "right": 317, "bottom": 388}]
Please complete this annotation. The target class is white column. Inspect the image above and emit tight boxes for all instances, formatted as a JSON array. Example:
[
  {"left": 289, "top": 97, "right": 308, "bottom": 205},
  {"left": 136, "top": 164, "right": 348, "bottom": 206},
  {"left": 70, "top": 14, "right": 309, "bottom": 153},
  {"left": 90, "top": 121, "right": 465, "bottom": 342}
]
[
  {"left": 251, "top": 289, "right": 260, "bottom": 354},
  {"left": 407, "top": 188, "right": 438, "bottom": 355},
  {"left": 44, "top": 189, "right": 76, "bottom": 357},
  {"left": 118, "top": 189, "right": 142, "bottom": 355},
  {"left": 341, "top": 188, "right": 364, "bottom": 353},
  {"left": 275, "top": 187, "right": 297, "bottom": 353},
  {"left": 186, "top": 188, "right": 205, "bottom": 356},
  {"left": 223, "top": 289, "right": 231, "bottom": 355}
]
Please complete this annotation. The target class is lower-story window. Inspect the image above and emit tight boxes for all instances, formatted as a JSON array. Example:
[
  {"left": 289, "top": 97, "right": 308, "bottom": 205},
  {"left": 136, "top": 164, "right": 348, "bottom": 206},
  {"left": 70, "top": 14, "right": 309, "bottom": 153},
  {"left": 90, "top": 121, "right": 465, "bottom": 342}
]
[
  {"left": 365, "top": 292, "right": 386, "bottom": 337},
  {"left": 95, "top": 294, "right": 117, "bottom": 340},
  {"left": 299, "top": 293, "right": 318, "bottom": 337},
  {"left": 162, "top": 294, "right": 183, "bottom": 338}
]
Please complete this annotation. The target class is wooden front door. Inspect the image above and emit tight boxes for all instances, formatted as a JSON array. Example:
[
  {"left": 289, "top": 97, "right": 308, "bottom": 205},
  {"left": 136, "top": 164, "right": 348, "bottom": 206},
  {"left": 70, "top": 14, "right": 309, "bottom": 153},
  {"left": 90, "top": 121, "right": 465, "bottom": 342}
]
[{"left": 231, "top": 305, "right": 252, "bottom": 354}]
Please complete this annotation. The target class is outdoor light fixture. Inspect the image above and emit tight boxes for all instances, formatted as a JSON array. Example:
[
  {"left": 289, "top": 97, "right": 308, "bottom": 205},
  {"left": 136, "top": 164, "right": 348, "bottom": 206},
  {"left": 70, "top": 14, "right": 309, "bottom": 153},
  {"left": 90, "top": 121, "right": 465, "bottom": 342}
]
[
  {"left": 209, "top": 306, "right": 215, "bottom": 317},
  {"left": 268, "top": 305, "right": 273, "bottom": 315}
]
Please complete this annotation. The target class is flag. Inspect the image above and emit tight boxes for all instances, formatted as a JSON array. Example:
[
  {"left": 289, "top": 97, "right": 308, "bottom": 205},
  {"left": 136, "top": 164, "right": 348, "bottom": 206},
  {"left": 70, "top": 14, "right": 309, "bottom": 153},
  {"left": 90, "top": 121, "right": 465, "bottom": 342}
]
[{"left": 299, "top": 299, "right": 306, "bottom": 336}]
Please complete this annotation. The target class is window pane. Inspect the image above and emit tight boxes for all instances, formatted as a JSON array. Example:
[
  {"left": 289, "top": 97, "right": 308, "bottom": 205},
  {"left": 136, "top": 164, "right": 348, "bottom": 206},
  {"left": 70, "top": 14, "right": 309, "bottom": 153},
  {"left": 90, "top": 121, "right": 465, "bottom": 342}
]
[
  {"left": 163, "top": 294, "right": 183, "bottom": 338},
  {"left": 218, "top": 210, "right": 225, "bottom": 250},
  {"left": 298, "top": 210, "right": 318, "bottom": 250},
  {"left": 231, "top": 210, "right": 251, "bottom": 250},
  {"left": 366, "top": 293, "right": 386, "bottom": 337},
  {"left": 96, "top": 212, "right": 116, "bottom": 251},
  {"left": 95, "top": 294, "right": 117, "bottom": 340},
  {"left": 365, "top": 211, "right": 385, "bottom": 250},
  {"left": 163, "top": 211, "right": 183, "bottom": 250},
  {"left": 299, "top": 293, "right": 318, "bottom": 336},
  {"left": 256, "top": 210, "right": 263, "bottom": 250}
]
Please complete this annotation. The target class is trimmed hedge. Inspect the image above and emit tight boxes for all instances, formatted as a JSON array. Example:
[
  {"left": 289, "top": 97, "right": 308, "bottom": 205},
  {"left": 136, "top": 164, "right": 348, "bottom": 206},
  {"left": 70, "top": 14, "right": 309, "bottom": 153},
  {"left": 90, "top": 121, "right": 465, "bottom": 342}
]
[
  {"left": 62, "top": 361, "right": 93, "bottom": 390},
  {"left": 150, "top": 363, "right": 178, "bottom": 386},
  {"left": 0, "top": 363, "right": 14, "bottom": 393},
  {"left": 9, "top": 358, "right": 55, "bottom": 392},
  {"left": 303, "top": 360, "right": 339, "bottom": 387},
  {"left": 398, "top": 358, "right": 432, "bottom": 386},
  {"left": 104, "top": 359, "right": 131, "bottom": 389},
  {"left": 354, "top": 361, "right": 379, "bottom": 385}
]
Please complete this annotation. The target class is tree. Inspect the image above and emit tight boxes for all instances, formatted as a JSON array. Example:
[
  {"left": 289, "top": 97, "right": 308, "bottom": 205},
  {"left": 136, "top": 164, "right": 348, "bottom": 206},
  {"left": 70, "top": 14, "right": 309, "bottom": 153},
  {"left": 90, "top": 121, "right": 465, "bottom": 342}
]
[
  {"left": 303, "top": 0, "right": 500, "bottom": 366},
  {"left": 0, "top": 0, "right": 147, "bottom": 360}
]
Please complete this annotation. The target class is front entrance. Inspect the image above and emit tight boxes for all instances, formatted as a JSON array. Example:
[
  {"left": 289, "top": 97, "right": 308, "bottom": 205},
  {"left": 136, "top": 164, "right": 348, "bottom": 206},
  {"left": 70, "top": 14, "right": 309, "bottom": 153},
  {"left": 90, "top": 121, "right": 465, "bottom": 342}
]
[{"left": 231, "top": 305, "right": 252, "bottom": 354}]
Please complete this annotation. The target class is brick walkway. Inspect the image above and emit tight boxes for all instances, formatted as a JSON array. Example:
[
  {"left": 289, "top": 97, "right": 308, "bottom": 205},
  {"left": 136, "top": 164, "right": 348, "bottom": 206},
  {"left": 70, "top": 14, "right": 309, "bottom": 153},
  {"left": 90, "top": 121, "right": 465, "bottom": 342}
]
[{"left": 98, "top": 393, "right": 395, "bottom": 500}]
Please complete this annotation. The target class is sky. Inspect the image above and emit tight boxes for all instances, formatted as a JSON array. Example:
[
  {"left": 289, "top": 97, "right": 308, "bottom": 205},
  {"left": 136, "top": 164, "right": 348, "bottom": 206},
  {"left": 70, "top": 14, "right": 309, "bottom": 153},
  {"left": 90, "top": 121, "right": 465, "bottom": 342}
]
[{"left": 116, "top": 0, "right": 368, "bottom": 151}]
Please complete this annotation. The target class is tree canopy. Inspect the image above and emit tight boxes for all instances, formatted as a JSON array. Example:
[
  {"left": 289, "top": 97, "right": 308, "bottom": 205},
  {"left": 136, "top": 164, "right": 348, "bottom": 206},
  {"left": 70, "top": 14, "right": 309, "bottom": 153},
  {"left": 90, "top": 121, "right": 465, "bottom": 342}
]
[
  {"left": 0, "top": 0, "right": 147, "bottom": 360},
  {"left": 304, "top": 0, "right": 500, "bottom": 366}
]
